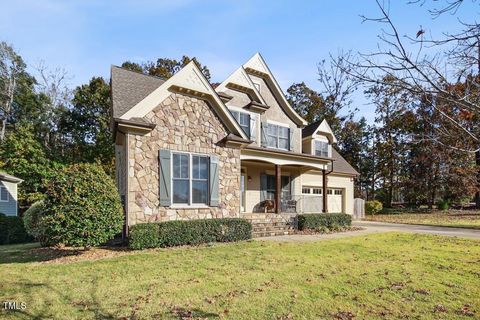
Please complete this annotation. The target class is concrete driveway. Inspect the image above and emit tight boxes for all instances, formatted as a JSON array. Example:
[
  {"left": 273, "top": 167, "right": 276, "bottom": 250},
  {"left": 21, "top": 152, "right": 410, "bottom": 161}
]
[{"left": 258, "top": 220, "right": 480, "bottom": 242}]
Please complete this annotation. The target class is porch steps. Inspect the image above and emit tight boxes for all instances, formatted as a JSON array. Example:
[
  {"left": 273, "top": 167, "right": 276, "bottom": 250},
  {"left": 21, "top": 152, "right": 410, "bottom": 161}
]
[{"left": 244, "top": 213, "right": 296, "bottom": 238}]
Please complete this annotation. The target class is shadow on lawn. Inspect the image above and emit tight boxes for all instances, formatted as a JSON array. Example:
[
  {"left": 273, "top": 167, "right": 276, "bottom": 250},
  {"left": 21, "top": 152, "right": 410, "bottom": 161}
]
[
  {"left": 0, "top": 242, "right": 130, "bottom": 264},
  {"left": 2, "top": 276, "right": 120, "bottom": 319}
]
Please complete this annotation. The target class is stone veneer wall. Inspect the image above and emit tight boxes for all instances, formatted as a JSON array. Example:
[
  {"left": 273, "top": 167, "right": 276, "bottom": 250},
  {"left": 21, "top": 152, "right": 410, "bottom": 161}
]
[{"left": 127, "top": 93, "right": 241, "bottom": 225}]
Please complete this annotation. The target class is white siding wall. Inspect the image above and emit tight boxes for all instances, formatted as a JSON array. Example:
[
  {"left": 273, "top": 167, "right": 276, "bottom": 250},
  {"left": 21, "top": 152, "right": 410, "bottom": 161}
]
[{"left": 0, "top": 180, "right": 18, "bottom": 216}]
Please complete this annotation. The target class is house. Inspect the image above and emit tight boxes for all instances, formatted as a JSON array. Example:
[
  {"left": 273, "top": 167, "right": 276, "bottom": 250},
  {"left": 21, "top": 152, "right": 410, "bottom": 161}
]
[
  {"left": 0, "top": 172, "right": 23, "bottom": 216},
  {"left": 111, "top": 53, "right": 358, "bottom": 235}
]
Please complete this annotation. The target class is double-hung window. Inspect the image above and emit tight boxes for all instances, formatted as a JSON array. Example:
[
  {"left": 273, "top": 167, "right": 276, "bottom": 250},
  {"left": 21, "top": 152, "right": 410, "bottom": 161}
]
[
  {"left": 0, "top": 186, "right": 8, "bottom": 202},
  {"left": 230, "top": 110, "right": 250, "bottom": 138},
  {"left": 172, "top": 153, "right": 209, "bottom": 205},
  {"left": 172, "top": 154, "right": 190, "bottom": 204},
  {"left": 192, "top": 155, "right": 209, "bottom": 204},
  {"left": 267, "top": 123, "right": 289, "bottom": 150},
  {"left": 315, "top": 140, "right": 329, "bottom": 157}
]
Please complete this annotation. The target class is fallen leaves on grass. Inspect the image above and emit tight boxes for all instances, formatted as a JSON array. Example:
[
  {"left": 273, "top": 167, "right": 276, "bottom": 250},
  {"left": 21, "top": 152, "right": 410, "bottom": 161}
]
[{"left": 332, "top": 310, "right": 355, "bottom": 320}]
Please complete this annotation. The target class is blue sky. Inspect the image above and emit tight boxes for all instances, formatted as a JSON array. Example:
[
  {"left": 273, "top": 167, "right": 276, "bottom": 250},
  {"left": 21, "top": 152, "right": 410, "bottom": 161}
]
[{"left": 1, "top": 0, "right": 478, "bottom": 122}]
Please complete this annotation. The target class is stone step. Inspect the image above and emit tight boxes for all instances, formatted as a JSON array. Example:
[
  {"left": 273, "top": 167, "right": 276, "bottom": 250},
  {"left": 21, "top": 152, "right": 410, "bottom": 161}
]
[
  {"left": 252, "top": 226, "right": 293, "bottom": 232},
  {"left": 253, "top": 230, "right": 293, "bottom": 238}
]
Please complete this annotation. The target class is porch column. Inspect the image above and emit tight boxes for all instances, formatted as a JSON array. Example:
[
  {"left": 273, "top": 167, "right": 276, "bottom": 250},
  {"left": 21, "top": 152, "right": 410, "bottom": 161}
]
[
  {"left": 322, "top": 169, "right": 327, "bottom": 213},
  {"left": 275, "top": 164, "right": 281, "bottom": 213}
]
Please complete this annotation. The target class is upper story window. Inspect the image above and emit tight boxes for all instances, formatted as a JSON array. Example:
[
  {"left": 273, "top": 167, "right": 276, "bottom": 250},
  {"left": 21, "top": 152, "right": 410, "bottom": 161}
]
[
  {"left": 315, "top": 140, "right": 329, "bottom": 157},
  {"left": 267, "top": 123, "right": 289, "bottom": 150},
  {"left": 230, "top": 110, "right": 251, "bottom": 139}
]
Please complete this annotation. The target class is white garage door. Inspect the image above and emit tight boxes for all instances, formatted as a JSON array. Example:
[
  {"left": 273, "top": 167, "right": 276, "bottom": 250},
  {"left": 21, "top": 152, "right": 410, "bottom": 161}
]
[{"left": 327, "top": 189, "right": 343, "bottom": 213}]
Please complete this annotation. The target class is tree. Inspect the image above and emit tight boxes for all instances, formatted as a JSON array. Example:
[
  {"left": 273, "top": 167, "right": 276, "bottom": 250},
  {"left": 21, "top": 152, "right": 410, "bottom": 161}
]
[
  {"left": 59, "top": 77, "right": 113, "bottom": 173},
  {"left": 287, "top": 82, "right": 328, "bottom": 124},
  {"left": 334, "top": 0, "right": 480, "bottom": 207},
  {"left": 0, "top": 42, "right": 27, "bottom": 141},
  {"left": 122, "top": 55, "right": 211, "bottom": 80},
  {"left": 0, "top": 125, "right": 61, "bottom": 204}
]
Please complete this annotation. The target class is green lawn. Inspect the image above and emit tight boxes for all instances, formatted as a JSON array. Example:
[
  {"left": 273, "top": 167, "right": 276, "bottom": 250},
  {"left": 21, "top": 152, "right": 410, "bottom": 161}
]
[
  {"left": 1, "top": 233, "right": 479, "bottom": 319},
  {"left": 364, "top": 211, "right": 480, "bottom": 229}
]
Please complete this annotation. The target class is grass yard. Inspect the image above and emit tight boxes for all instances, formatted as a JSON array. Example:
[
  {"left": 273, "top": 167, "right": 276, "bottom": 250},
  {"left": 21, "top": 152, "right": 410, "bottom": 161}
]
[
  {"left": 364, "top": 210, "right": 480, "bottom": 229},
  {"left": 1, "top": 233, "right": 479, "bottom": 319}
]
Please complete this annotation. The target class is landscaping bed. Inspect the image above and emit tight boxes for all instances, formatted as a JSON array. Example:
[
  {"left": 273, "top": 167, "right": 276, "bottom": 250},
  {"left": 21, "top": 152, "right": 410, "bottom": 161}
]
[
  {"left": 2, "top": 233, "right": 478, "bottom": 319},
  {"left": 364, "top": 210, "right": 480, "bottom": 229}
]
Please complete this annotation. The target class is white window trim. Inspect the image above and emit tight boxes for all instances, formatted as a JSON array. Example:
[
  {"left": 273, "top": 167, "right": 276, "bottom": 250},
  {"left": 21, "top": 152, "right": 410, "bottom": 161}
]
[
  {"left": 0, "top": 186, "right": 9, "bottom": 202},
  {"left": 265, "top": 121, "right": 290, "bottom": 151},
  {"left": 171, "top": 151, "right": 210, "bottom": 207},
  {"left": 267, "top": 119, "right": 290, "bottom": 128},
  {"left": 313, "top": 139, "right": 331, "bottom": 157}
]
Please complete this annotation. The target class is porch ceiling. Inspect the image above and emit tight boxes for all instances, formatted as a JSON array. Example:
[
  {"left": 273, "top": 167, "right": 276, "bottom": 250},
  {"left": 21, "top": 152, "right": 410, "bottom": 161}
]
[{"left": 240, "top": 148, "right": 330, "bottom": 171}]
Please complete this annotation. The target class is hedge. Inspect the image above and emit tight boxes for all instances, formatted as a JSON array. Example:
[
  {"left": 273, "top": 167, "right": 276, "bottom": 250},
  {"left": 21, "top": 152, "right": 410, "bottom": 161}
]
[
  {"left": 297, "top": 213, "right": 352, "bottom": 231},
  {"left": 0, "top": 213, "right": 32, "bottom": 245},
  {"left": 129, "top": 218, "right": 252, "bottom": 249}
]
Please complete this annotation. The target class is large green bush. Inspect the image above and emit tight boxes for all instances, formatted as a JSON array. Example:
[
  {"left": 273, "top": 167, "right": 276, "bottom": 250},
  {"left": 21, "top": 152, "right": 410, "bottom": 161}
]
[
  {"left": 297, "top": 213, "right": 352, "bottom": 231},
  {"left": 41, "top": 163, "right": 124, "bottom": 247},
  {"left": 129, "top": 218, "right": 252, "bottom": 249},
  {"left": 23, "top": 200, "right": 46, "bottom": 241},
  {"left": 365, "top": 200, "right": 383, "bottom": 215},
  {"left": 0, "top": 213, "right": 32, "bottom": 244}
]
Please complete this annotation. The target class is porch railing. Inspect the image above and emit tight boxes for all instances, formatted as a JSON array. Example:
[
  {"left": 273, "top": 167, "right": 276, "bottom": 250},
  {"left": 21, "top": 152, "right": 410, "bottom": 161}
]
[{"left": 279, "top": 195, "right": 324, "bottom": 214}]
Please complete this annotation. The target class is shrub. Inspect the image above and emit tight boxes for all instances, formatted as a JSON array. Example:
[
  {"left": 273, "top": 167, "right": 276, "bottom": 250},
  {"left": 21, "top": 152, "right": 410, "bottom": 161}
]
[
  {"left": 23, "top": 200, "right": 46, "bottom": 241},
  {"left": 436, "top": 199, "right": 449, "bottom": 211},
  {"left": 41, "top": 163, "right": 124, "bottom": 247},
  {"left": 0, "top": 213, "right": 32, "bottom": 244},
  {"left": 128, "top": 218, "right": 252, "bottom": 249},
  {"left": 297, "top": 213, "right": 352, "bottom": 231},
  {"left": 365, "top": 200, "right": 383, "bottom": 215}
]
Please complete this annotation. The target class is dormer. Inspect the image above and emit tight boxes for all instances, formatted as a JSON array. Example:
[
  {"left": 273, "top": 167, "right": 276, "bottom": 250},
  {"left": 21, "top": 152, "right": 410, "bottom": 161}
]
[{"left": 302, "top": 119, "right": 337, "bottom": 158}]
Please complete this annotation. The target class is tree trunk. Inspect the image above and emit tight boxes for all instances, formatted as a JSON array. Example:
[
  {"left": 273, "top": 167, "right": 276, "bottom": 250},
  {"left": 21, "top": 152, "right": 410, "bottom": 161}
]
[
  {"left": 0, "top": 118, "right": 6, "bottom": 142},
  {"left": 475, "top": 149, "right": 480, "bottom": 209}
]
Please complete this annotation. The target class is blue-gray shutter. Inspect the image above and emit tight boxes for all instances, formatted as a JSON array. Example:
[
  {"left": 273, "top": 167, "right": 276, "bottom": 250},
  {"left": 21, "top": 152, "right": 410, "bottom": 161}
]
[
  {"left": 250, "top": 114, "right": 257, "bottom": 142},
  {"left": 289, "top": 128, "right": 294, "bottom": 151},
  {"left": 261, "top": 122, "right": 268, "bottom": 147},
  {"left": 159, "top": 149, "right": 171, "bottom": 206},
  {"left": 209, "top": 156, "right": 219, "bottom": 206},
  {"left": 260, "top": 173, "right": 267, "bottom": 202}
]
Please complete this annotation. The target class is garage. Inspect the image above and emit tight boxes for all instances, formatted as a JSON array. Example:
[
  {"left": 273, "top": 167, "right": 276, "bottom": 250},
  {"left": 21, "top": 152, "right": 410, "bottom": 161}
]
[
  {"left": 301, "top": 187, "right": 344, "bottom": 213},
  {"left": 327, "top": 188, "right": 344, "bottom": 213}
]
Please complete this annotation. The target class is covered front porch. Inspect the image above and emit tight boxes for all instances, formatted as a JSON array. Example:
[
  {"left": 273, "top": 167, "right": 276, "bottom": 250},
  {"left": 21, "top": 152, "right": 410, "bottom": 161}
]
[{"left": 240, "top": 147, "right": 335, "bottom": 215}]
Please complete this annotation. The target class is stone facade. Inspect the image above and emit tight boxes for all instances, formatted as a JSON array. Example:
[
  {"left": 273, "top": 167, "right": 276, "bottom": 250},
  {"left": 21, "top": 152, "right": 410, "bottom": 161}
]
[{"left": 127, "top": 93, "right": 241, "bottom": 225}]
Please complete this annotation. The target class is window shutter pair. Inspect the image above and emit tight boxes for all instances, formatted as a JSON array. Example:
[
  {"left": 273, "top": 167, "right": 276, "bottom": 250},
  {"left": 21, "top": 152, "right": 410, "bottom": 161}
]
[{"left": 158, "top": 150, "right": 219, "bottom": 207}]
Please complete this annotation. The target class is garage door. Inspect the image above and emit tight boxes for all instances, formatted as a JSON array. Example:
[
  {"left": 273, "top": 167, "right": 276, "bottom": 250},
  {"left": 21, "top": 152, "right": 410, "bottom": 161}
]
[{"left": 327, "top": 189, "right": 343, "bottom": 213}]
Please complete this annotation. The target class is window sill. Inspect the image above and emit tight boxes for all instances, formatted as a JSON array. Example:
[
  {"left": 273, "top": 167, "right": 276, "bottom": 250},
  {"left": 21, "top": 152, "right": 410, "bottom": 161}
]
[{"left": 170, "top": 204, "right": 210, "bottom": 209}]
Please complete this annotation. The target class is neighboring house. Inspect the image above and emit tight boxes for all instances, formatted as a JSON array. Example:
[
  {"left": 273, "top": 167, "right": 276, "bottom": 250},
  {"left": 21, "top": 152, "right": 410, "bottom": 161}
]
[
  {"left": 111, "top": 53, "right": 358, "bottom": 233},
  {"left": 0, "top": 173, "right": 23, "bottom": 216}
]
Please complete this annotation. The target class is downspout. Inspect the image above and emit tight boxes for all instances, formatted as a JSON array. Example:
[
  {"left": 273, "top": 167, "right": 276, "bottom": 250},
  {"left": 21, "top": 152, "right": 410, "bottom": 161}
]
[{"left": 123, "top": 133, "right": 130, "bottom": 241}]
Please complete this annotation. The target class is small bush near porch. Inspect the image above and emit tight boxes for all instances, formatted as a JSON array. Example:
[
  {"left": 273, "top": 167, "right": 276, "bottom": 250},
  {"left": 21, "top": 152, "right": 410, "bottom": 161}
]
[
  {"left": 128, "top": 218, "right": 252, "bottom": 249},
  {"left": 297, "top": 213, "right": 352, "bottom": 232}
]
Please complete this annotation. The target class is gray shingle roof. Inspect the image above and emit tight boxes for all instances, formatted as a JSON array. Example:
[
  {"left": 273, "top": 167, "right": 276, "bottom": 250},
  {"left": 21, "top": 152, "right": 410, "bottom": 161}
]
[
  {"left": 331, "top": 148, "right": 359, "bottom": 176},
  {"left": 111, "top": 66, "right": 165, "bottom": 118},
  {"left": 0, "top": 172, "right": 23, "bottom": 183},
  {"left": 302, "top": 120, "right": 322, "bottom": 138}
]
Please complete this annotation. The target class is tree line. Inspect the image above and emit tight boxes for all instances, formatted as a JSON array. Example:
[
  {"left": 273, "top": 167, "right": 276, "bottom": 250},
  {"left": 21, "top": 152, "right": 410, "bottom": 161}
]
[{"left": 0, "top": 0, "right": 478, "bottom": 210}]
